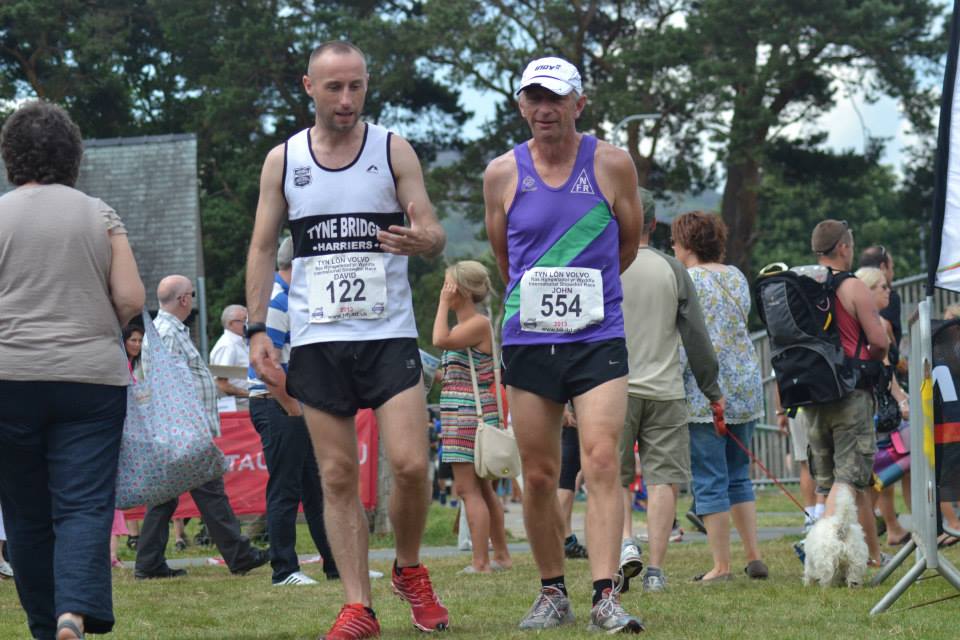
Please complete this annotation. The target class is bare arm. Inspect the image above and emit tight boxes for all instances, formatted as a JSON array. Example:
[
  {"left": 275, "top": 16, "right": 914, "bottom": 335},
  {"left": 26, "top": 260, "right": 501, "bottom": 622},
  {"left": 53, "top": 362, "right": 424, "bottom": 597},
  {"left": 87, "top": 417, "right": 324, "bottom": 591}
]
[
  {"left": 433, "top": 312, "right": 491, "bottom": 352},
  {"left": 483, "top": 153, "right": 516, "bottom": 283},
  {"left": 245, "top": 145, "right": 287, "bottom": 386},
  {"left": 596, "top": 142, "right": 642, "bottom": 273},
  {"left": 846, "top": 279, "right": 889, "bottom": 361},
  {"left": 215, "top": 378, "right": 248, "bottom": 397},
  {"left": 108, "top": 232, "right": 145, "bottom": 326},
  {"left": 378, "top": 135, "right": 445, "bottom": 257}
]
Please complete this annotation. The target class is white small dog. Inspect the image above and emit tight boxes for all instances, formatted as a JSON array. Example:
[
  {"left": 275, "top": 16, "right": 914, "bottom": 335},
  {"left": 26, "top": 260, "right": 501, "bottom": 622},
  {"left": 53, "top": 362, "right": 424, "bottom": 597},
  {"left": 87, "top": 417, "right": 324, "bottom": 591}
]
[{"left": 802, "top": 485, "right": 869, "bottom": 587}]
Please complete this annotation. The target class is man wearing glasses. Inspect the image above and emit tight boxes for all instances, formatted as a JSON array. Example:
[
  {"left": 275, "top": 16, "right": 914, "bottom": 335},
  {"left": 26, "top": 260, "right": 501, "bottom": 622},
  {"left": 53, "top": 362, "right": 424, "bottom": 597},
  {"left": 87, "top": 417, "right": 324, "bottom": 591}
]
[
  {"left": 134, "top": 275, "right": 269, "bottom": 580},
  {"left": 210, "top": 303, "right": 251, "bottom": 410}
]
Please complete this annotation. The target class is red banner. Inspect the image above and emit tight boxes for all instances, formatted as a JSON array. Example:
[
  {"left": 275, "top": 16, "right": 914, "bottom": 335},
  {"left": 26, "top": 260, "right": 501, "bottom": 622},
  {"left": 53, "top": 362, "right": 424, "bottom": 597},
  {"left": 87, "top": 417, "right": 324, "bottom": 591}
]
[{"left": 125, "top": 409, "right": 378, "bottom": 519}]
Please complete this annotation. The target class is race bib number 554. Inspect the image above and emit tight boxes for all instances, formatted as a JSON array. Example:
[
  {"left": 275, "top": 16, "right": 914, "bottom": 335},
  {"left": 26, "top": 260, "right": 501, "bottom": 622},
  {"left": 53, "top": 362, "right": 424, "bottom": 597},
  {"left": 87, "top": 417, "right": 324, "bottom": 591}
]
[
  {"left": 519, "top": 267, "right": 604, "bottom": 333},
  {"left": 306, "top": 253, "right": 388, "bottom": 322}
]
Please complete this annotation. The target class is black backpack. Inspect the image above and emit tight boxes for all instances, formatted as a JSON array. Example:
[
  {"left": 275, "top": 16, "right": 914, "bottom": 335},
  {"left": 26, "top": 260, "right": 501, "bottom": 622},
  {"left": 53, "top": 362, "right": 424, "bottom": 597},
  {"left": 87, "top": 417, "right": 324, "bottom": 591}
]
[{"left": 754, "top": 263, "right": 862, "bottom": 411}]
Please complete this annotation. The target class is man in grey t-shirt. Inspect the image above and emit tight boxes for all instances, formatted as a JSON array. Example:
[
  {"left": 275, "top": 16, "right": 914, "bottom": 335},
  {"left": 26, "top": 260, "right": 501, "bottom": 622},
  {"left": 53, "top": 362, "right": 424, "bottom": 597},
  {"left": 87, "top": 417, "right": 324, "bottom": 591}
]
[{"left": 617, "top": 192, "right": 723, "bottom": 592}]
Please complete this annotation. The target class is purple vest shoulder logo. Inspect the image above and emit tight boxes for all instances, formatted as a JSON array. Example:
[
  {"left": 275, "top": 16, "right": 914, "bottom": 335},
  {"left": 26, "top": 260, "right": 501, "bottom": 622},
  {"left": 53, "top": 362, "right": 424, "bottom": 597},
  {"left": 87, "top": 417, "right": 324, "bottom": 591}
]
[
  {"left": 521, "top": 175, "right": 537, "bottom": 192},
  {"left": 293, "top": 166, "right": 311, "bottom": 188}
]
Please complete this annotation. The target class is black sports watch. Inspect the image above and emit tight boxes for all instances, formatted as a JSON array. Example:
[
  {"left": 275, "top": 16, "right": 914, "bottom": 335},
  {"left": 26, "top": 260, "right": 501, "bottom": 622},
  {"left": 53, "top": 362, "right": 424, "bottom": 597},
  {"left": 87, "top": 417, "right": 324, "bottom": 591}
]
[{"left": 244, "top": 322, "right": 267, "bottom": 339}]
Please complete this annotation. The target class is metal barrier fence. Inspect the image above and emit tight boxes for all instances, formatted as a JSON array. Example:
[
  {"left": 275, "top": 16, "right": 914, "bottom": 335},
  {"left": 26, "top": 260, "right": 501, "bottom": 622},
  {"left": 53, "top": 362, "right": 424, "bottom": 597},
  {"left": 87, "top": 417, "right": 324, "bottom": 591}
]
[
  {"left": 749, "top": 423, "right": 796, "bottom": 484},
  {"left": 746, "top": 272, "right": 960, "bottom": 486}
]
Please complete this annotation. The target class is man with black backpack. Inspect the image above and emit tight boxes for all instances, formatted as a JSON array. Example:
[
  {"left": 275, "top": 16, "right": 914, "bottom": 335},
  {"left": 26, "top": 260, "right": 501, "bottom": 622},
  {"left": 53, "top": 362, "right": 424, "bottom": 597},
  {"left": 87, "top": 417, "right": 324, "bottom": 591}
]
[{"left": 805, "top": 220, "right": 890, "bottom": 559}]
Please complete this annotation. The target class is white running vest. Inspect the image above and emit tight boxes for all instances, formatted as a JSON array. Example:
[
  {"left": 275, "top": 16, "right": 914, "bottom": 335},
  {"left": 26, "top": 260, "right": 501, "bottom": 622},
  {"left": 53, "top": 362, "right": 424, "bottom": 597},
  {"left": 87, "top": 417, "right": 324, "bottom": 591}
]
[{"left": 284, "top": 123, "right": 417, "bottom": 346}]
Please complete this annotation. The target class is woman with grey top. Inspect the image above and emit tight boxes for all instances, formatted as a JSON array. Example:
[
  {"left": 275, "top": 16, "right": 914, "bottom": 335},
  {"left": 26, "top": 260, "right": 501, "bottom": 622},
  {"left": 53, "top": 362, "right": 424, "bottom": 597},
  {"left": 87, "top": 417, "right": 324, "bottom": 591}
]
[{"left": 0, "top": 101, "right": 144, "bottom": 640}]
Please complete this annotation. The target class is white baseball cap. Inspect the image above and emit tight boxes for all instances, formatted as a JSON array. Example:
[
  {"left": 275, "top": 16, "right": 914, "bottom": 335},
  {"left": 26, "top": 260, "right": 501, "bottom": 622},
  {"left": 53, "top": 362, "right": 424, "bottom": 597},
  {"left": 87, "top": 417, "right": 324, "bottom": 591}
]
[{"left": 516, "top": 57, "right": 582, "bottom": 96}]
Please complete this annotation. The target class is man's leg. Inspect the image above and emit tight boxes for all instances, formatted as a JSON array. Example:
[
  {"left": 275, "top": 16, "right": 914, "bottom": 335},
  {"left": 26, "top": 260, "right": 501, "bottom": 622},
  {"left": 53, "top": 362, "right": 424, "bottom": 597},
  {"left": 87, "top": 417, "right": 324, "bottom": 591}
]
[
  {"left": 646, "top": 485, "right": 678, "bottom": 570},
  {"left": 509, "top": 386, "right": 566, "bottom": 580},
  {"left": 558, "top": 488, "right": 576, "bottom": 538},
  {"left": 250, "top": 398, "right": 303, "bottom": 583},
  {"left": 299, "top": 427, "right": 337, "bottom": 577},
  {"left": 134, "top": 499, "right": 177, "bottom": 575},
  {"left": 572, "top": 376, "right": 628, "bottom": 582},
  {"left": 374, "top": 384, "right": 431, "bottom": 567},
  {"left": 302, "top": 406, "right": 370, "bottom": 605},
  {"left": 190, "top": 477, "right": 260, "bottom": 572}
]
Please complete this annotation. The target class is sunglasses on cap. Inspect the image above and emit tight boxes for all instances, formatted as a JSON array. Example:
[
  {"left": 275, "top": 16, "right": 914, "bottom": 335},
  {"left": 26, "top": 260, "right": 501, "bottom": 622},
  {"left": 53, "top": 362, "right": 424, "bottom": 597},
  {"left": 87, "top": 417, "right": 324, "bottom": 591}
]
[{"left": 819, "top": 220, "right": 849, "bottom": 255}]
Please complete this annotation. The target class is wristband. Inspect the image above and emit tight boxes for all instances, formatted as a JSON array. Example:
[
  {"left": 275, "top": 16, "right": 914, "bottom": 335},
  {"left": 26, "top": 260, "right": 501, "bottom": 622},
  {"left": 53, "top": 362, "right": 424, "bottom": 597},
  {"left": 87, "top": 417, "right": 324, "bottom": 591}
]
[
  {"left": 244, "top": 322, "right": 267, "bottom": 339},
  {"left": 898, "top": 399, "right": 908, "bottom": 407}
]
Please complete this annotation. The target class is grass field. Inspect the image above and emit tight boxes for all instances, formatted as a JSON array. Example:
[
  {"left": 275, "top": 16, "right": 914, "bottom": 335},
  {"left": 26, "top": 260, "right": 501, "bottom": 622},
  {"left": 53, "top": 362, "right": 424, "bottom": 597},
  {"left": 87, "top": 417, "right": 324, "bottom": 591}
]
[
  {"left": 2, "top": 538, "right": 958, "bottom": 639},
  {"left": 3, "top": 489, "right": 956, "bottom": 639}
]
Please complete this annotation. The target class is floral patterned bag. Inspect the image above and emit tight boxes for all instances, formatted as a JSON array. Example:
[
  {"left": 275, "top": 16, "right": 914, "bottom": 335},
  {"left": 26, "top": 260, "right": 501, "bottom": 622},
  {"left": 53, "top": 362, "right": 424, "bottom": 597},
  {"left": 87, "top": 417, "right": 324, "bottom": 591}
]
[{"left": 115, "top": 311, "right": 228, "bottom": 509}]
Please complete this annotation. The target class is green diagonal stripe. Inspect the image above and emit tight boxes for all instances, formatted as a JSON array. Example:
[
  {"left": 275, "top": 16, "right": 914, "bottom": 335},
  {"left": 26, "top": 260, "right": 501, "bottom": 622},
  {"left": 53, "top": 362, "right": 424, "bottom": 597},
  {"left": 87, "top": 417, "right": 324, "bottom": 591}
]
[{"left": 502, "top": 202, "right": 613, "bottom": 327}]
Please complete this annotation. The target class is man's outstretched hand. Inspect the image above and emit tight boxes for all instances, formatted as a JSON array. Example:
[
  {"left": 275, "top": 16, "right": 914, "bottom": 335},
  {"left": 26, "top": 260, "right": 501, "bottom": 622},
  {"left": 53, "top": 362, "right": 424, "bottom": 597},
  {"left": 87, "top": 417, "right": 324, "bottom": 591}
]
[{"left": 378, "top": 201, "right": 441, "bottom": 257}]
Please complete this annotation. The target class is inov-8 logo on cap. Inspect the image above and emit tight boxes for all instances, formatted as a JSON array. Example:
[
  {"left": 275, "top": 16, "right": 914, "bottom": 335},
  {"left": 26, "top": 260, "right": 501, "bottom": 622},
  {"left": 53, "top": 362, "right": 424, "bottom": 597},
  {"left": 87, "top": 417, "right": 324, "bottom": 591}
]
[{"left": 517, "top": 56, "right": 583, "bottom": 96}]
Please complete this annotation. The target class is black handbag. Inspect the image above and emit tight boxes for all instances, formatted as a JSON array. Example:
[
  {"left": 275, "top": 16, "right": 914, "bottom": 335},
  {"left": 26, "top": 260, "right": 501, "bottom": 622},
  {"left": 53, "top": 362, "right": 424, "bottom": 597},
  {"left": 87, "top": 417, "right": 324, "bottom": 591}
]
[{"left": 874, "top": 366, "right": 900, "bottom": 434}]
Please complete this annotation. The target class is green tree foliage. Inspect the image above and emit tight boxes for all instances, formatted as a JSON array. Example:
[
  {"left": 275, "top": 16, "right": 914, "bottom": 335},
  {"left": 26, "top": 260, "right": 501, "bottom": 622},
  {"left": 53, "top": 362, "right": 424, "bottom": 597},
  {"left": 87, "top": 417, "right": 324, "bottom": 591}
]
[
  {"left": 752, "top": 137, "right": 924, "bottom": 278},
  {"left": 0, "top": 0, "right": 466, "bottom": 338},
  {"left": 0, "top": 0, "right": 947, "bottom": 345},
  {"left": 413, "top": 0, "right": 945, "bottom": 277}
]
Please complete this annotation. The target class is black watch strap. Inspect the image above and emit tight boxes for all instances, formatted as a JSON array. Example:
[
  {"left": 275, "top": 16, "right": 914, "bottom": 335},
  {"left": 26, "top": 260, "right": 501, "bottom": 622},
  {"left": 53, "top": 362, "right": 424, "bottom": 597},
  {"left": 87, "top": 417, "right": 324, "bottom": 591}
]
[{"left": 244, "top": 322, "right": 267, "bottom": 339}]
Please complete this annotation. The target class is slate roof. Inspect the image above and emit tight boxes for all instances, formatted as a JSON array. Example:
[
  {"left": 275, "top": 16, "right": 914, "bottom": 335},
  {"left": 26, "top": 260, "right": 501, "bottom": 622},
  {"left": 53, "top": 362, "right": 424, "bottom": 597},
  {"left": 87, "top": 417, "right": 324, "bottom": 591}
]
[{"left": 0, "top": 133, "right": 204, "bottom": 309}]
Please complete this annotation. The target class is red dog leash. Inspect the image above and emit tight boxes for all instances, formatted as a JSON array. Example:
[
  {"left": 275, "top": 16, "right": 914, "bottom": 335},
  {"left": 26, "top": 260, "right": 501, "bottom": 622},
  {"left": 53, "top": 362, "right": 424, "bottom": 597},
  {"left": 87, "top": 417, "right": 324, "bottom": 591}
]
[{"left": 712, "top": 401, "right": 809, "bottom": 516}]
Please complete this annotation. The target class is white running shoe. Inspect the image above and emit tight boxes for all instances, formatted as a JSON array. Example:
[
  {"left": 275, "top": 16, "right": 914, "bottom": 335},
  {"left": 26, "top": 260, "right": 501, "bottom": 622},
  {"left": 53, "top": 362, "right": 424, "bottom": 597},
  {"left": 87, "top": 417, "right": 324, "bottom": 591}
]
[
  {"left": 618, "top": 539, "right": 643, "bottom": 580},
  {"left": 0, "top": 560, "right": 12, "bottom": 578},
  {"left": 273, "top": 571, "right": 318, "bottom": 586}
]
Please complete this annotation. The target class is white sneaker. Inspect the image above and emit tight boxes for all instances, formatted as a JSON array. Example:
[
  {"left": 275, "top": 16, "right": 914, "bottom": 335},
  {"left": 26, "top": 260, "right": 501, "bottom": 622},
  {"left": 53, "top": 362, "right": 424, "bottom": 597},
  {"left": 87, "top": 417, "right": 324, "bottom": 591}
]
[
  {"left": 369, "top": 569, "right": 384, "bottom": 579},
  {"left": 618, "top": 540, "right": 643, "bottom": 580},
  {"left": 273, "top": 571, "right": 318, "bottom": 586},
  {"left": 0, "top": 560, "right": 12, "bottom": 578}
]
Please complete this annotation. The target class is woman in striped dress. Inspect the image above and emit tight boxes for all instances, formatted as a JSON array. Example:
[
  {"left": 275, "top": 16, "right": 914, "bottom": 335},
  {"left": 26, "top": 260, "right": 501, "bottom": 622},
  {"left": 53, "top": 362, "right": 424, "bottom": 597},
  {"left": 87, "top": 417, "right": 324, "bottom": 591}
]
[{"left": 433, "top": 261, "right": 512, "bottom": 574}]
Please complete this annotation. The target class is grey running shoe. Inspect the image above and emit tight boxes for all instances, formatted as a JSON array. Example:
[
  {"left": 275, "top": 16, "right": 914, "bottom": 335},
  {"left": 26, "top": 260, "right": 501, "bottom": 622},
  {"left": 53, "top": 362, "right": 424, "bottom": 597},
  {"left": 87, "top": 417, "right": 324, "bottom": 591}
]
[
  {"left": 588, "top": 589, "right": 644, "bottom": 634},
  {"left": 619, "top": 539, "right": 643, "bottom": 580},
  {"left": 518, "top": 586, "right": 575, "bottom": 630},
  {"left": 641, "top": 569, "right": 666, "bottom": 593}
]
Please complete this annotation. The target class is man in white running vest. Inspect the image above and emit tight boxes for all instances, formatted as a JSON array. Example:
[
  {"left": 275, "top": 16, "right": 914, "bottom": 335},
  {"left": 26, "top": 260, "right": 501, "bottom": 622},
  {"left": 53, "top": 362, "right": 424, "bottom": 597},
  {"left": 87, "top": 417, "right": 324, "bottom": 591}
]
[{"left": 246, "top": 40, "right": 447, "bottom": 640}]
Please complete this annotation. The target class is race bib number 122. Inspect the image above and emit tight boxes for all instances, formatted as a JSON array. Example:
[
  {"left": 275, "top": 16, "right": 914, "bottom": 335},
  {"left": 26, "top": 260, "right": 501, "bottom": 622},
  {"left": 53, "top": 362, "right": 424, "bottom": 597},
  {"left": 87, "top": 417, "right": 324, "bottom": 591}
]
[
  {"left": 306, "top": 253, "right": 388, "bottom": 322},
  {"left": 519, "top": 267, "right": 604, "bottom": 333}
]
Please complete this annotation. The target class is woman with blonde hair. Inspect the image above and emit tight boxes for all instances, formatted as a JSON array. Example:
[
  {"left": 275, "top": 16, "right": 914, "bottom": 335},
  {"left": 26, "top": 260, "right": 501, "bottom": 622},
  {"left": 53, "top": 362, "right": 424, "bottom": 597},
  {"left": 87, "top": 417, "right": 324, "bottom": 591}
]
[
  {"left": 855, "top": 266, "right": 911, "bottom": 552},
  {"left": 432, "top": 260, "right": 512, "bottom": 573}
]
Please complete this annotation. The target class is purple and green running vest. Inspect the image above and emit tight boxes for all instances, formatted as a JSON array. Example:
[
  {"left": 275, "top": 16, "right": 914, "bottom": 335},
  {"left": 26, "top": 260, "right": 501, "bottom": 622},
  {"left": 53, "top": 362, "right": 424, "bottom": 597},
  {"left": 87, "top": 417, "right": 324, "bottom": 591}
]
[{"left": 501, "top": 134, "right": 624, "bottom": 346}]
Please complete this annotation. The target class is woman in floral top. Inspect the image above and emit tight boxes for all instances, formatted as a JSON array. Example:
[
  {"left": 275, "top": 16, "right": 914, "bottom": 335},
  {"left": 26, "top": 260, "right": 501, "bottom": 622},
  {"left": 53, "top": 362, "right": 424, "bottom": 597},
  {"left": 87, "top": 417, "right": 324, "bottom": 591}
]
[{"left": 673, "top": 211, "right": 767, "bottom": 582}]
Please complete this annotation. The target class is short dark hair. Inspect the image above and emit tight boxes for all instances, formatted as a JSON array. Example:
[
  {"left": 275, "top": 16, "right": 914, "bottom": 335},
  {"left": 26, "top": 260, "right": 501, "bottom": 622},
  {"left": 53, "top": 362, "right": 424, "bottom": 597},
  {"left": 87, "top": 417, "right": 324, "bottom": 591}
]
[
  {"left": 671, "top": 210, "right": 727, "bottom": 263},
  {"left": 859, "top": 245, "right": 890, "bottom": 269},
  {"left": 308, "top": 40, "right": 366, "bottom": 71},
  {"left": 1, "top": 100, "right": 83, "bottom": 187}
]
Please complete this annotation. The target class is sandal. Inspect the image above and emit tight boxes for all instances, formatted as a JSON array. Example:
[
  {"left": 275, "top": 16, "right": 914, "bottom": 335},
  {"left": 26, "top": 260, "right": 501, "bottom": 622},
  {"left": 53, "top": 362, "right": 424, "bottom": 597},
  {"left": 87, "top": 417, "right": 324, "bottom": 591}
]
[
  {"left": 887, "top": 532, "right": 911, "bottom": 546},
  {"left": 56, "top": 618, "right": 84, "bottom": 639},
  {"left": 744, "top": 560, "right": 769, "bottom": 579},
  {"left": 692, "top": 572, "right": 732, "bottom": 583},
  {"left": 938, "top": 533, "right": 960, "bottom": 548},
  {"left": 867, "top": 553, "right": 891, "bottom": 568}
]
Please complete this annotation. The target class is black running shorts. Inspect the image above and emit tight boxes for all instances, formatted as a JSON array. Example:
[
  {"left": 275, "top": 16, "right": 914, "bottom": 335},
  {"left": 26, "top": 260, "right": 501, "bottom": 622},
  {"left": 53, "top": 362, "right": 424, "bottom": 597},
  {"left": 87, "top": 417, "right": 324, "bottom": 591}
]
[
  {"left": 287, "top": 338, "right": 422, "bottom": 417},
  {"left": 501, "top": 338, "right": 628, "bottom": 404}
]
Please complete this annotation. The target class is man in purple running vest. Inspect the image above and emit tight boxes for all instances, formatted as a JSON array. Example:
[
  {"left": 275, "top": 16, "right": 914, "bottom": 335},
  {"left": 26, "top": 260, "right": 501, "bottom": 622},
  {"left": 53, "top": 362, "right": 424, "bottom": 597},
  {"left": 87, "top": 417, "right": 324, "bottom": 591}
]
[{"left": 484, "top": 56, "right": 645, "bottom": 633}]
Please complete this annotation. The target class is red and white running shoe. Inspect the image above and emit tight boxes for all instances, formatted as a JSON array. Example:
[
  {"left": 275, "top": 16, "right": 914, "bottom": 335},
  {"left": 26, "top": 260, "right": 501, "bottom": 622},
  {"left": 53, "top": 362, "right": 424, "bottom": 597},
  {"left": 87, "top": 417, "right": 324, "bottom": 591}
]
[
  {"left": 321, "top": 603, "right": 380, "bottom": 640},
  {"left": 391, "top": 563, "right": 449, "bottom": 632}
]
